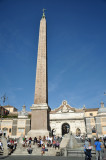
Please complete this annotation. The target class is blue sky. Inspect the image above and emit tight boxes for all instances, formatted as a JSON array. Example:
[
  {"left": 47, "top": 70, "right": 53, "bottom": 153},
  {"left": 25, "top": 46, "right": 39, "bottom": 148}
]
[{"left": 0, "top": 0, "right": 106, "bottom": 111}]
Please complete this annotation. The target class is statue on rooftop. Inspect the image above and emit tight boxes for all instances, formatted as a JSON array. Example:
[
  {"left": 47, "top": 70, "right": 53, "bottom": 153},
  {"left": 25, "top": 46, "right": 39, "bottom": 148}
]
[{"left": 18, "top": 105, "right": 28, "bottom": 119}]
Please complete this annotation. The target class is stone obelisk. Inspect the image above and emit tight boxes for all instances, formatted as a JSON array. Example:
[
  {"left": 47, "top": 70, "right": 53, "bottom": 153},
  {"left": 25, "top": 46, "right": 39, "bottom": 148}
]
[{"left": 28, "top": 10, "right": 50, "bottom": 138}]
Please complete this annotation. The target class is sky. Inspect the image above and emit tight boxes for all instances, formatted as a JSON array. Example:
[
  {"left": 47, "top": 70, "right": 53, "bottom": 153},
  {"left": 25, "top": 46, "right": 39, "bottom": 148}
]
[{"left": 0, "top": 0, "right": 106, "bottom": 111}]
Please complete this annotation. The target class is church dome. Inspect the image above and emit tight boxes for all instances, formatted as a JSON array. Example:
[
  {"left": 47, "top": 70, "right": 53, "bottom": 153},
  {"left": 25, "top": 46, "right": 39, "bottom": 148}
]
[
  {"left": 98, "top": 107, "right": 106, "bottom": 114},
  {"left": 98, "top": 102, "right": 106, "bottom": 114}
]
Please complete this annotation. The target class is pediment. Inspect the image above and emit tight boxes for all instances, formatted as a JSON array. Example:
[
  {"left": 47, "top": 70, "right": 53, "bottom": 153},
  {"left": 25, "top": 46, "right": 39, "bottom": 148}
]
[{"left": 53, "top": 100, "right": 75, "bottom": 113}]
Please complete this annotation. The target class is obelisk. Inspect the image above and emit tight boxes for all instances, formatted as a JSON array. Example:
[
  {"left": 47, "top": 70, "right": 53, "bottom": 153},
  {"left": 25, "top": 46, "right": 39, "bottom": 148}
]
[{"left": 28, "top": 10, "right": 50, "bottom": 138}]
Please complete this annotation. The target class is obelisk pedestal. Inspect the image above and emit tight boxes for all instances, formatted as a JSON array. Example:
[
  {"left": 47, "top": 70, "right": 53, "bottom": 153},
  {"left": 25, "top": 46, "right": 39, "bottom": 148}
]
[
  {"left": 28, "top": 103, "right": 50, "bottom": 138},
  {"left": 27, "top": 11, "right": 51, "bottom": 138}
]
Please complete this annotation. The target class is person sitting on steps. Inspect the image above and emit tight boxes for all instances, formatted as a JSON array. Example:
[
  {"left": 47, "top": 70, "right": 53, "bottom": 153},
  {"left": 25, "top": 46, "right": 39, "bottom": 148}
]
[
  {"left": 41, "top": 143, "right": 45, "bottom": 155},
  {"left": 55, "top": 141, "right": 60, "bottom": 150},
  {"left": 27, "top": 145, "right": 33, "bottom": 154}
]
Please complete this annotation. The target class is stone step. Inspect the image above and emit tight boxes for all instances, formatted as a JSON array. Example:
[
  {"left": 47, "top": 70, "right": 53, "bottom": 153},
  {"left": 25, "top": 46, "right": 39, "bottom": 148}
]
[
  {"left": 12, "top": 143, "right": 59, "bottom": 156},
  {"left": 12, "top": 143, "right": 42, "bottom": 156},
  {"left": 44, "top": 147, "right": 60, "bottom": 156},
  {"left": 0, "top": 150, "right": 3, "bottom": 155},
  {"left": 60, "top": 148, "right": 96, "bottom": 157}
]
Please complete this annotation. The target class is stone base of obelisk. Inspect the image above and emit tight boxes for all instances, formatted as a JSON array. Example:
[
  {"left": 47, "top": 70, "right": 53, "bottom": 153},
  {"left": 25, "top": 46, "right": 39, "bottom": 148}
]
[
  {"left": 27, "top": 103, "right": 51, "bottom": 138},
  {"left": 27, "top": 130, "right": 50, "bottom": 139}
]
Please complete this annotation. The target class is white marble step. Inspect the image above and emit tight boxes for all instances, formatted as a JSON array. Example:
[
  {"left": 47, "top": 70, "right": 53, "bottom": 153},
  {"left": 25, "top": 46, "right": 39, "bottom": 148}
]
[{"left": 12, "top": 144, "right": 59, "bottom": 156}]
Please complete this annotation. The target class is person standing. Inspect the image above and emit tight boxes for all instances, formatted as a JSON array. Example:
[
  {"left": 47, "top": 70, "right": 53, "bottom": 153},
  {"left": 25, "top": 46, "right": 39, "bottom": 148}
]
[
  {"left": 94, "top": 138, "right": 102, "bottom": 160},
  {"left": 85, "top": 139, "right": 89, "bottom": 149},
  {"left": 14, "top": 139, "right": 17, "bottom": 149},
  {"left": 99, "top": 139, "right": 105, "bottom": 160},
  {"left": 84, "top": 139, "right": 92, "bottom": 160}
]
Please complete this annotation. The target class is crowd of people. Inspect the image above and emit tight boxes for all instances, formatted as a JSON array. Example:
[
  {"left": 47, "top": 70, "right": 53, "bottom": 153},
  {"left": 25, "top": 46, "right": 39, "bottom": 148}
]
[
  {"left": 0, "top": 135, "right": 17, "bottom": 155},
  {"left": 84, "top": 136, "right": 106, "bottom": 160},
  {"left": 22, "top": 134, "right": 106, "bottom": 157},
  {"left": 7, "top": 138, "right": 17, "bottom": 154},
  {"left": 1, "top": 131, "right": 106, "bottom": 158},
  {"left": 22, "top": 135, "right": 61, "bottom": 155},
  {"left": 94, "top": 137, "right": 106, "bottom": 160}
]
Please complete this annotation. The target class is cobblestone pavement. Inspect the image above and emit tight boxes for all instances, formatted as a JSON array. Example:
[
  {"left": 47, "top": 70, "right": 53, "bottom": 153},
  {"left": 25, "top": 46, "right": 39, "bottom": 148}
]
[{"left": 0, "top": 156, "right": 96, "bottom": 160}]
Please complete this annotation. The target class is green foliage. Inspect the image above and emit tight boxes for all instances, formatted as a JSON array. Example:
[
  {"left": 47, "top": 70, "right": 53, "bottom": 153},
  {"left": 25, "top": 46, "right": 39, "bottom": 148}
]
[{"left": 2, "top": 115, "right": 18, "bottom": 118}]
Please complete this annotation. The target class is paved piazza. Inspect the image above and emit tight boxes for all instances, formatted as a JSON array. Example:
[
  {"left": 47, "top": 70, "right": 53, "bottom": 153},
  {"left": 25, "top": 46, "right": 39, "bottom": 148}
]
[{"left": 0, "top": 156, "right": 96, "bottom": 160}]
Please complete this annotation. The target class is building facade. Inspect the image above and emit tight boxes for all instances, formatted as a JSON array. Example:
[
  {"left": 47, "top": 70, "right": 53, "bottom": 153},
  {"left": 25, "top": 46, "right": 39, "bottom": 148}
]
[
  {"left": 0, "top": 100, "right": 106, "bottom": 138},
  {"left": 3, "top": 105, "right": 18, "bottom": 113},
  {"left": 50, "top": 100, "right": 86, "bottom": 137}
]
